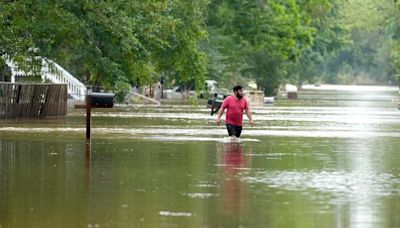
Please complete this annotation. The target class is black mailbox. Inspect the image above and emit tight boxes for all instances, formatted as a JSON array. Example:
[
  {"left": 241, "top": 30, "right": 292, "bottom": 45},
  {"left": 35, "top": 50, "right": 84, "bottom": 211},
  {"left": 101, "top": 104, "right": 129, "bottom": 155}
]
[{"left": 87, "top": 93, "right": 114, "bottom": 108}]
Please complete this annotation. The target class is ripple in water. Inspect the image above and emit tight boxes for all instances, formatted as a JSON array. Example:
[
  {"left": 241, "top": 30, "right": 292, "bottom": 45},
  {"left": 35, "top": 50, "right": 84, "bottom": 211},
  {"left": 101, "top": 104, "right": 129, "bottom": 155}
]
[
  {"left": 2, "top": 127, "right": 400, "bottom": 139},
  {"left": 183, "top": 193, "right": 218, "bottom": 199},
  {"left": 244, "top": 170, "right": 400, "bottom": 202},
  {"left": 159, "top": 211, "right": 192, "bottom": 217}
]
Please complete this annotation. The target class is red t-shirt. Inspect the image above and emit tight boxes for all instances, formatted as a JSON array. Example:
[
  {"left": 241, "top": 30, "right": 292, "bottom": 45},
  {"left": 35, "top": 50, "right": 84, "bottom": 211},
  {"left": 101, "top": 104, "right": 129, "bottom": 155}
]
[{"left": 221, "top": 96, "right": 249, "bottom": 126}]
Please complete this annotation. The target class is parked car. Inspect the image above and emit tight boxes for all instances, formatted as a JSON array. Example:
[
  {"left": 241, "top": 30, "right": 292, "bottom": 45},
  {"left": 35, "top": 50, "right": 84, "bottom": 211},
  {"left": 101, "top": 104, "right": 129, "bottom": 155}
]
[
  {"left": 164, "top": 80, "right": 219, "bottom": 99},
  {"left": 164, "top": 85, "right": 196, "bottom": 99}
]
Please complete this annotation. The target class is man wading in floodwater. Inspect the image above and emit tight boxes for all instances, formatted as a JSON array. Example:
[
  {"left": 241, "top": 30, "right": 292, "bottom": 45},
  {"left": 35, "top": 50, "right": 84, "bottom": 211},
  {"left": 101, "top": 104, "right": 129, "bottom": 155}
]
[{"left": 216, "top": 85, "right": 254, "bottom": 138}]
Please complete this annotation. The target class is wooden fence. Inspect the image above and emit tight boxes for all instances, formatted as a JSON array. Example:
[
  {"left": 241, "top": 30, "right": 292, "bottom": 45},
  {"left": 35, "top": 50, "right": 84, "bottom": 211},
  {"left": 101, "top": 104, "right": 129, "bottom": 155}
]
[{"left": 0, "top": 83, "right": 67, "bottom": 119}]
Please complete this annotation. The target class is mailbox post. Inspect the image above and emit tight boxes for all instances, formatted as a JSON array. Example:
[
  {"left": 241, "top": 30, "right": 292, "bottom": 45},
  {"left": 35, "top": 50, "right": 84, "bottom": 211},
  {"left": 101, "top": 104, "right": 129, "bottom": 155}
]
[{"left": 75, "top": 92, "right": 114, "bottom": 141}]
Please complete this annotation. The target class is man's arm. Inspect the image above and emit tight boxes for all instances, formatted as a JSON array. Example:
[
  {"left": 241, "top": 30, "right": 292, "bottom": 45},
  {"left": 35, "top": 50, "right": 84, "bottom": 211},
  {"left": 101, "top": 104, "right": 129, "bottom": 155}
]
[
  {"left": 216, "top": 108, "right": 224, "bottom": 126},
  {"left": 245, "top": 108, "right": 254, "bottom": 126}
]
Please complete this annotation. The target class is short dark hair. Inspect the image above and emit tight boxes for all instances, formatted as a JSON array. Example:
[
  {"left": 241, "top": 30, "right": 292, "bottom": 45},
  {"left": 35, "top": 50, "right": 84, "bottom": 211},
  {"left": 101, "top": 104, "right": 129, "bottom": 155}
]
[{"left": 233, "top": 85, "right": 243, "bottom": 92}]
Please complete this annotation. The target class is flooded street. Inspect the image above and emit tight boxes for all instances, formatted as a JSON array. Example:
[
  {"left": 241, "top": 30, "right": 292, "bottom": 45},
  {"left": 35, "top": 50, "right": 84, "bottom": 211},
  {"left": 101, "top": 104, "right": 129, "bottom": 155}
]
[{"left": 1, "top": 86, "right": 400, "bottom": 227}]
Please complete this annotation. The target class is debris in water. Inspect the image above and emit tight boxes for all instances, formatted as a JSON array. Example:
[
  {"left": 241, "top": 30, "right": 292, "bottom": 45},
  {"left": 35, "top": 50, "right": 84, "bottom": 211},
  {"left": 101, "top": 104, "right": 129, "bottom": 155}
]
[{"left": 159, "top": 211, "right": 192, "bottom": 217}]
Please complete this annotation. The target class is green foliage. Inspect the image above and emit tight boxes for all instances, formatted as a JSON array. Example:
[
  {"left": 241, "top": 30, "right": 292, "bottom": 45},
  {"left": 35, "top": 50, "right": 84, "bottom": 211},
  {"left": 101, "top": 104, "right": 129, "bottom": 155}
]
[
  {"left": 294, "top": 0, "right": 349, "bottom": 85},
  {"left": 0, "top": 0, "right": 209, "bottom": 93},
  {"left": 319, "top": 0, "right": 398, "bottom": 85},
  {"left": 1, "top": 0, "right": 398, "bottom": 96},
  {"left": 205, "top": 0, "right": 317, "bottom": 95}
]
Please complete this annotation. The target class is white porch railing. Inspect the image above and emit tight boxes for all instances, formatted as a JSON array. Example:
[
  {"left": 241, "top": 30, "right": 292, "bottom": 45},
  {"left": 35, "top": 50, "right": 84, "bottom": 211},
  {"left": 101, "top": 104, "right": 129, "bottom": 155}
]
[{"left": 6, "top": 58, "right": 86, "bottom": 100}]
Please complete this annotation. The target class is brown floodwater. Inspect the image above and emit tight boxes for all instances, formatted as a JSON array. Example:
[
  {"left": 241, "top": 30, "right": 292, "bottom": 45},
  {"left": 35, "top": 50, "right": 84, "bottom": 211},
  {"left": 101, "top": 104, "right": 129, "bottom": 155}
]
[{"left": 1, "top": 85, "right": 400, "bottom": 227}]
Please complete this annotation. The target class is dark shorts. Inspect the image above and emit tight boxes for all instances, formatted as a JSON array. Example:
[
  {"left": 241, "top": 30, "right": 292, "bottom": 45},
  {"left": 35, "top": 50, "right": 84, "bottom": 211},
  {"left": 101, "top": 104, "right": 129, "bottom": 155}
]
[{"left": 226, "top": 123, "right": 242, "bottom": 138}]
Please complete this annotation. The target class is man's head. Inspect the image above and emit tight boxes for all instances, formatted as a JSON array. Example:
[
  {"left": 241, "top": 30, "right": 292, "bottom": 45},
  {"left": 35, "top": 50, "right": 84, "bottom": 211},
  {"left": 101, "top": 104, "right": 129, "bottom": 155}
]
[{"left": 233, "top": 85, "right": 244, "bottom": 99}]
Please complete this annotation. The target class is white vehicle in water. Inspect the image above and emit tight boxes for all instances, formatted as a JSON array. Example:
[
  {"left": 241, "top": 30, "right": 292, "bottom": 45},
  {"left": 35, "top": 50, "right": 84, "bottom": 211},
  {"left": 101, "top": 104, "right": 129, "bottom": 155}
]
[{"left": 164, "top": 80, "right": 218, "bottom": 99}]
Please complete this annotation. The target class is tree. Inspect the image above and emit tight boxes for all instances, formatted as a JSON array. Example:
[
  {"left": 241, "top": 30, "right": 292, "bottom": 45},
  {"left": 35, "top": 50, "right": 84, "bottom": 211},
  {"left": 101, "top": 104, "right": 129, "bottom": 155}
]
[
  {"left": 319, "top": 0, "right": 398, "bottom": 85},
  {"left": 205, "top": 0, "right": 316, "bottom": 95},
  {"left": 293, "top": 0, "right": 349, "bottom": 85},
  {"left": 0, "top": 0, "right": 210, "bottom": 97}
]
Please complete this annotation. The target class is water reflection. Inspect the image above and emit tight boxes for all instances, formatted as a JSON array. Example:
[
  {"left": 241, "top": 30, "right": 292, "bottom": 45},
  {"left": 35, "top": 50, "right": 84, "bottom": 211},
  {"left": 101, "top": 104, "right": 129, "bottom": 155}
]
[
  {"left": 86, "top": 139, "right": 92, "bottom": 166},
  {"left": 217, "top": 143, "right": 248, "bottom": 220},
  {"left": 0, "top": 139, "right": 90, "bottom": 227},
  {"left": 343, "top": 104, "right": 388, "bottom": 227},
  {"left": 0, "top": 141, "right": 13, "bottom": 226}
]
